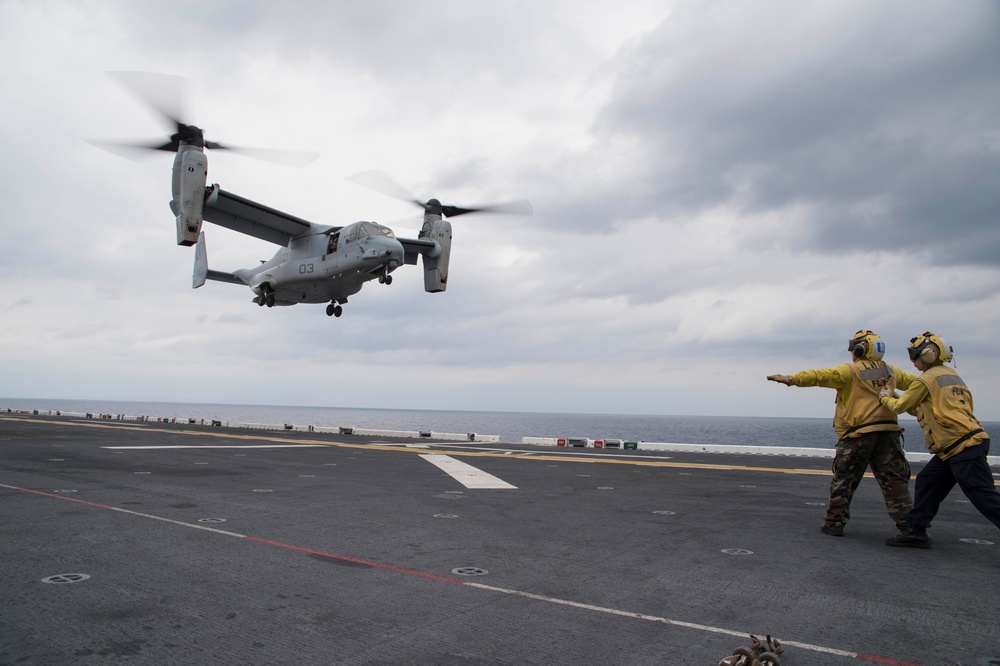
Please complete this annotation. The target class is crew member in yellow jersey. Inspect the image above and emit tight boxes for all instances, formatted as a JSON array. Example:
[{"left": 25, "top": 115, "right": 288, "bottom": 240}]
[
  {"left": 768, "top": 330, "right": 917, "bottom": 537},
  {"left": 879, "top": 332, "right": 1000, "bottom": 548}
]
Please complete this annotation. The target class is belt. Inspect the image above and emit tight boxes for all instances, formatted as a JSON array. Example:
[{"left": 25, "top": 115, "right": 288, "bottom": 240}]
[{"left": 938, "top": 429, "right": 986, "bottom": 457}]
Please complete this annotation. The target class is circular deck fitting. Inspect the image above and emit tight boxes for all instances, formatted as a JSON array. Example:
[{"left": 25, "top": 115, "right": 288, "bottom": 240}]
[
  {"left": 653, "top": 510, "right": 676, "bottom": 515},
  {"left": 451, "top": 567, "right": 488, "bottom": 576},
  {"left": 252, "top": 489, "right": 273, "bottom": 493},
  {"left": 721, "top": 549, "right": 754, "bottom": 556},
  {"left": 960, "top": 539, "right": 994, "bottom": 546},
  {"left": 597, "top": 486, "right": 614, "bottom": 490},
  {"left": 41, "top": 573, "right": 90, "bottom": 584},
  {"left": 434, "top": 514, "right": 458, "bottom": 519},
  {"left": 52, "top": 489, "right": 77, "bottom": 494},
  {"left": 198, "top": 518, "right": 226, "bottom": 524}
]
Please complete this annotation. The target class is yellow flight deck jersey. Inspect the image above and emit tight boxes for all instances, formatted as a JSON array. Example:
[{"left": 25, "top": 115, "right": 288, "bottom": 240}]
[
  {"left": 881, "top": 364, "right": 987, "bottom": 460},
  {"left": 792, "top": 360, "right": 917, "bottom": 441}
]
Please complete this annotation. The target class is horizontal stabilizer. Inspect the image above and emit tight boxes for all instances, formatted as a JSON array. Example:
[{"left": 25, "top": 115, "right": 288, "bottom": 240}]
[{"left": 206, "top": 269, "right": 245, "bottom": 285}]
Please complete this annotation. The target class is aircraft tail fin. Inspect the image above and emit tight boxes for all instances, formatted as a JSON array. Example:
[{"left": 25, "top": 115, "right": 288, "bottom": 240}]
[
  {"left": 193, "top": 232, "right": 244, "bottom": 288},
  {"left": 193, "top": 232, "right": 209, "bottom": 288}
]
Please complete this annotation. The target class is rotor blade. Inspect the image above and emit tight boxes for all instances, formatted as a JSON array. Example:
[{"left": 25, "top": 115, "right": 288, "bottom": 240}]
[
  {"left": 223, "top": 146, "right": 320, "bottom": 168},
  {"left": 443, "top": 200, "right": 533, "bottom": 217},
  {"left": 86, "top": 139, "right": 178, "bottom": 161},
  {"left": 346, "top": 170, "right": 422, "bottom": 206},
  {"left": 100, "top": 72, "right": 320, "bottom": 166},
  {"left": 109, "top": 71, "right": 187, "bottom": 131}
]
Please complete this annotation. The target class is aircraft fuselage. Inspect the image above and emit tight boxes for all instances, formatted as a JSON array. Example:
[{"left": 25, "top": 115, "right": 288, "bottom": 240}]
[{"left": 235, "top": 223, "right": 404, "bottom": 305}]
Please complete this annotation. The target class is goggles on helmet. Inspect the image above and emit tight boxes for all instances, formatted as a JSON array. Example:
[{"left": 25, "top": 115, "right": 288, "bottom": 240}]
[{"left": 848, "top": 330, "right": 872, "bottom": 354}]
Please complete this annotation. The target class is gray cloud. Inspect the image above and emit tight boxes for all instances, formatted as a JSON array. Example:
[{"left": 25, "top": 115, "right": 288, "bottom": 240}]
[{"left": 592, "top": 1, "right": 1000, "bottom": 265}]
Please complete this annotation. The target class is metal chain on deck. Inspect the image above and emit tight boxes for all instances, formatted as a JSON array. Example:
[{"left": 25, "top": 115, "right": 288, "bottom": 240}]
[{"left": 718, "top": 635, "right": 784, "bottom": 666}]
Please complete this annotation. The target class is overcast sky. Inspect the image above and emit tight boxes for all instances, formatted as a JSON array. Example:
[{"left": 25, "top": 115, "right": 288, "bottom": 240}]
[{"left": 2, "top": 0, "right": 999, "bottom": 420}]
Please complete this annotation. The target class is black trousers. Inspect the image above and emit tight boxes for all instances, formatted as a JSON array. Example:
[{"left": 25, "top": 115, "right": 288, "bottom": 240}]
[{"left": 909, "top": 440, "right": 1000, "bottom": 531}]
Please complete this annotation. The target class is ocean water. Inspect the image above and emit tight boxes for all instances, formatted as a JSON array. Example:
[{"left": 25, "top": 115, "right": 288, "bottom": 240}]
[{"left": 5, "top": 397, "right": 998, "bottom": 454}]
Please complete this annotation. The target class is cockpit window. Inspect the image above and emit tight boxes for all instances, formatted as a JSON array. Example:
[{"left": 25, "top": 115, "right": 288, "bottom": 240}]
[
  {"left": 344, "top": 221, "right": 395, "bottom": 243},
  {"left": 358, "top": 221, "right": 395, "bottom": 239}
]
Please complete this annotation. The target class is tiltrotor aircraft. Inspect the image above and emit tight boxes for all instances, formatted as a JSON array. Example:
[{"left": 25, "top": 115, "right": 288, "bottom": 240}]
[{"left": 100, "top": 72, "right": 532, "bottom": 318}]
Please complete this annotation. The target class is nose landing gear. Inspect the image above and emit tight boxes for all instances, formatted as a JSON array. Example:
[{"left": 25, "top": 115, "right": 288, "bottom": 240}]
[
  {"left": 377, "top": 268, "right": 393, "bottom": 285},
  {"left": 326, "top": 302, "right": 343, "bottom": 317}
]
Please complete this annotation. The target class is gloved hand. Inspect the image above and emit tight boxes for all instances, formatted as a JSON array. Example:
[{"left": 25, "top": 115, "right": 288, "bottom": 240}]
[
  {"left": 878, "top": 386, "right": 895, "bottom": 399},
  {"left": 767, "top": 374, "right": 794, "bottom": 386}
]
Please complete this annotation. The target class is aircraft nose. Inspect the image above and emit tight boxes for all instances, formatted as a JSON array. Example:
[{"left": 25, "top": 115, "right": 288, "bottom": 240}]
[
  {"left": 389, "top": 238, "right": 404, "bottom": 260},
  {"left": 366, "top": 237, "right": 404, "bottom": 264}
]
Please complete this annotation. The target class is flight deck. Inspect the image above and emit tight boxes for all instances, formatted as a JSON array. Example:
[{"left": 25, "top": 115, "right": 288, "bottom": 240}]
[{"left": 2, "top": 414, "right": 998, "bottom": 665}]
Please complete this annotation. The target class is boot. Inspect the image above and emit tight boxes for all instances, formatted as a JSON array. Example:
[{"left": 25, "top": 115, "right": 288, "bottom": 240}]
[
  {"left": 820, "top": 523, "right": 844, "bottom": 537},
  {"left": 886, "top": 526, "right": 931, "bottom": 549}
]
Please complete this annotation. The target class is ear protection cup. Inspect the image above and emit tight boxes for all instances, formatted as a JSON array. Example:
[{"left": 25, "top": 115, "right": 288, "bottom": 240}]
[
  {"left": 920, "top": 345, "right": 938, "bottom": 364},
  {"left": 908, "top": 331, "right": 954, "bottom": 364},
  {"left": 849, "top": 330, "right": 885, "bottom": 362}
]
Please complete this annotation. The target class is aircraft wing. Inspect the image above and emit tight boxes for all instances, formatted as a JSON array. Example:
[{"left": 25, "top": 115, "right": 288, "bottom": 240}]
[
  {"left": 202, "top": 185, "right": 318, "bottom": 246},
  {"left": 399, "top": 237, "right": 438, "bottom": 265}
]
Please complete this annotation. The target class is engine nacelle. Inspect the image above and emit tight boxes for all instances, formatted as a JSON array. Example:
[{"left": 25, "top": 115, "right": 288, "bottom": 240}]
[
  {"left": 420, "top": 217, "right": 452, "bottom": 292},
  {"left": 170, "top": 149, "right": 208, "bottom": 246}
]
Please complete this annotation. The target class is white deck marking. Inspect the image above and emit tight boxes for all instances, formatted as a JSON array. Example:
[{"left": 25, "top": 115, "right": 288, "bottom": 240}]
[{"left": 419, "top": 454, "right": 517, "bottom": 489}]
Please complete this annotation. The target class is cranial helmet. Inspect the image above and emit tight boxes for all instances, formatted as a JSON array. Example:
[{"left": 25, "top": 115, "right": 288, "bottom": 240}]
[
  {"left": 907, "top": 331, "right": 953, "bottom": 364},
  {"left": 848, "top": 329, "right": 886, "bottom": 362}
]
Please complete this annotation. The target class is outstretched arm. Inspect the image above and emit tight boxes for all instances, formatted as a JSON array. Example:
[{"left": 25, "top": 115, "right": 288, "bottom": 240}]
[
  {"left": 767, "top": 365, "right": 852, "bottom": 389},
  {"left": 879, "top": 382, "right": 928, "bottom": 415}
]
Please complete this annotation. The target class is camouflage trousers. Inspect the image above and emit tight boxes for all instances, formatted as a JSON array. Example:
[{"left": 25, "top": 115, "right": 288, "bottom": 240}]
[{"left": 825, "top": 430, "right": 912, "bottom": 529}]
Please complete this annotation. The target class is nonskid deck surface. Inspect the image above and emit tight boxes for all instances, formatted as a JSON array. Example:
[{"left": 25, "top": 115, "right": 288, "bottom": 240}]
[{"left": 2, "top": 414, "right": 998, "bottom": 665}]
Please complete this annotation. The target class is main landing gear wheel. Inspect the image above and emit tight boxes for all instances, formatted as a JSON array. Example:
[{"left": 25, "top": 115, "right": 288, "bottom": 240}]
[
  {"left": 257, "top": 284, "right": 276, "bottom": 308},
  {"left": 378, "top": 273, "right": 393, "bottom": 285},
  {"left": 326, "top": 303, "right": 343, "bottom": 317}
]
